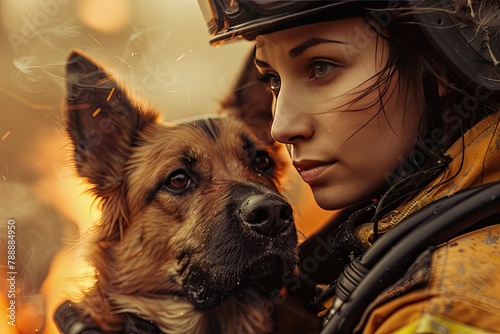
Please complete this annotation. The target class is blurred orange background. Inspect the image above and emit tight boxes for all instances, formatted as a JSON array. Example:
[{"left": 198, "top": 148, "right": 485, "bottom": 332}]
[{"left": 0, "top": 1, "right": 333, "bottom": 333}]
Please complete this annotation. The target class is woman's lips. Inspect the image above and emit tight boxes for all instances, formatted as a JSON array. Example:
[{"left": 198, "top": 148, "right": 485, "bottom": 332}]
[{"left": 293, "top": 160, "right": 335, "bottom": 183}]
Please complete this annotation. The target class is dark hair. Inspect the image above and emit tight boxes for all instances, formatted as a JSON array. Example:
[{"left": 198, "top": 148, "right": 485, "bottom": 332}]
[
  {"left": 350, "top": 4, "right": 500, "bottom": 232},
  {"left": 384, "top": 5, "right": 499, "bottom": 145}
]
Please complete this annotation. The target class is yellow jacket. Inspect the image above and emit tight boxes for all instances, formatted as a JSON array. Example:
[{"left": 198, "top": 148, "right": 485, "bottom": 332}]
[{"left": 357, "top": 113, "right": 500, "bottom": 333}]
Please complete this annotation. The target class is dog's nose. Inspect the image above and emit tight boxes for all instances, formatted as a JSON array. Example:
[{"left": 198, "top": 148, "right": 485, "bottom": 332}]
[{"left": 240, "top": 194, "right": 293, "bottom": 236}]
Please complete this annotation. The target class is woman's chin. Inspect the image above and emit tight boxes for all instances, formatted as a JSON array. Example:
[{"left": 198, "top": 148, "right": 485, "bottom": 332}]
[
  {"left": 309, "top": 184, "right": 372, "bottom": 211},
  {"left": 310, "top": 187, "right": 350, "bottom": 211}
]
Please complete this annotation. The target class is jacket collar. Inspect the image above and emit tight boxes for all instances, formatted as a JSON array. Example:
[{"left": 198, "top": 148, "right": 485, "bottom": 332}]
[{"left": 357, "top": 113, "right": 500, "bottom": 248}]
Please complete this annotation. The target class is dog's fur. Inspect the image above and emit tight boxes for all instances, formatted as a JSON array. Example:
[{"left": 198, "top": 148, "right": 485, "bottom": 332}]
[{"left": 60, "top": 50, "right": 299, "bottom": 333}]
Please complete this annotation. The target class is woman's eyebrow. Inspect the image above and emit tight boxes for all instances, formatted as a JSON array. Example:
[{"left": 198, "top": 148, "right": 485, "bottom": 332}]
[
  {"left": 254, "top": 37, "right": 347, "bottom": 67},
  {"left": 289, "top": 37, "right": 347, "bottom": 58}
]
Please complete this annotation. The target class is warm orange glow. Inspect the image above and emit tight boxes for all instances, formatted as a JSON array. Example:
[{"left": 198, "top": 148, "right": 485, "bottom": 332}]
[
  {"left": 0, "top": 295, "right": 19, "bottom": 334},
  {"left": 31, "top": 136, "right": 101, "bottom": 234},
  {"left": 292, "top": 177, "right": 336, "bottom": 239},
  {"left": 77, "top": 0, "right": 132, "bottom": 33},
  {"left": 276, "top": 146, "right": 336, "bottom": 240},
  {"left": 26, "top": 136, "right": 99, "bottom": 333},
  {"left": 15, "top": 296, "right": 45, "bottom": 334},
  {"left": 40, "top": 246, "right": 95, "bottom": 334}
]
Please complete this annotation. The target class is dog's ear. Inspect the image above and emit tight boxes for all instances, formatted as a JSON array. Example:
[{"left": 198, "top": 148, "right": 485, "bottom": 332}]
[
  {"left": 65, "top": 50, "right": 158, "bottom": 197},
  {"left": 220, "top": 47, "right": 274, "bottom": 144}
]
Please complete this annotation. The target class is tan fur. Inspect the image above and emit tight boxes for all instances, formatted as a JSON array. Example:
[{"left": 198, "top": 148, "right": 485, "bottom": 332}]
[{"left": 61, "top": 50, "right": 298, "bottom": 333}]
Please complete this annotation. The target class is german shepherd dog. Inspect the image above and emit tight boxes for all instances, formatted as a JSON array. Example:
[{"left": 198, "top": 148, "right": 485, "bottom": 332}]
[{"left": 54, "top": 50, "right": 299, "bottom": 334}]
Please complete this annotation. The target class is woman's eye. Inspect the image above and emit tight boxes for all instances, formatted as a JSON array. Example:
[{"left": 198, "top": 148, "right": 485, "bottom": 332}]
[
  {"left": 258, "top": 73, "right": 281, "bottom": 95},
  {"left": 163, "top": 170, "right": 193, "bottom": 193},
  {"left": 251, "top": 151, "right": 274, "bottom": 173},
  {"left": 268, "top": 76, "right": 281, "bottom": 93},
  {"left": 309, "top": 61, "right": 336, "bottom": 80}
]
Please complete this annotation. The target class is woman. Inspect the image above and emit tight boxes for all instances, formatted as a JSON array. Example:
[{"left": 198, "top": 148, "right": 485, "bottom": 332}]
[{"left": 199, "top": 0, "right": 500, "bottom": 333}]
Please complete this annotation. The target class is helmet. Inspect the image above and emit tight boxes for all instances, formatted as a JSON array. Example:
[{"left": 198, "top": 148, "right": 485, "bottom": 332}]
[
  {"left": 198, "top": 0, "right": 385, "bottom": 45},
  {"left": 417, "top": 0, "right": 500, "bottom": 94},
  {"left": 198, "top": 0, "right": 500, "bottom": 94}
]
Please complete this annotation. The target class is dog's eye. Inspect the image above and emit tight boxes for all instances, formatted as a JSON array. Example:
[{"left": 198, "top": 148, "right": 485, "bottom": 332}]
[
  {"left": 164, "top": 170, "right": 193, "bottom": 193},
  {"left": 251, "top": 151, "right": 274, "bottom": 173}
]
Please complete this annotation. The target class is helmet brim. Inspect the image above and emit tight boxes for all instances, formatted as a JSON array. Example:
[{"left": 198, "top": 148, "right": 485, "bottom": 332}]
[{"left": 209, "top": 2, "right": 358, "bottom": 46}]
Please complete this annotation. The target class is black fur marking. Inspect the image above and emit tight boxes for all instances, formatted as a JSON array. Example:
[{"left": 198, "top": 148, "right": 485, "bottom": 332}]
[{"left": 191, "top": 118, "right": 221, "bottom": 142}]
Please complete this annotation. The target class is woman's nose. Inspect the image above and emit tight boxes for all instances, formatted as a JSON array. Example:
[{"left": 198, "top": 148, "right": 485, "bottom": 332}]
[{"left": 271, "top": 91, "right": 313, "bottom": 144}]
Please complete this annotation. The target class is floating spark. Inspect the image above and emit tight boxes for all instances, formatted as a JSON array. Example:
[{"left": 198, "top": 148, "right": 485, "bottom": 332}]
[
  {"left": 114, "top": 54, "right": 130, "bottom": 67},
  {"left": 1, "top": 130, "right": 11, "bottom": 141},
  {"left": 106, "top": 87, "right": 115, "bottom": 101},
  {"left": 87, "top": 33, "right": 102, "bottom": 46},
  {"left": 92, "top": 107, "right": 102, "bottom": 117}
]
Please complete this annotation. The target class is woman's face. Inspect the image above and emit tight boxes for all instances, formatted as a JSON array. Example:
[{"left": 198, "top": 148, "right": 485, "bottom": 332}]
[{"left": 255, "top": 18, "right": 424, "bottom": 210}]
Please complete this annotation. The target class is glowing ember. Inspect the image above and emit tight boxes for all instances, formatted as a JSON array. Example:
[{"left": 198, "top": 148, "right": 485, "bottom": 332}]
[
  {"left": 2, "top": 130, "right": 12, "bottom": 141},
  {"left": 92, "top": 107, "right": 102, "bottom": 117},
  {"left": 87, "top": 33, "right": 102, "bottom": 46},
  {"left": 114, "top": 54, "right": 130, "bottom": 67},
  {"left": 106, "top": 87, "right": 115, "bottom": 102}
]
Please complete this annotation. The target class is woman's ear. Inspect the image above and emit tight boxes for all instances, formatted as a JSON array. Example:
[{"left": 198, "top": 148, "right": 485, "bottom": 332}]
[
  {"left": 438, "top": 80, "right": 449, "bottom": 98},
  {"left": 219, "top": 46, "right": 275, "bottom": 145}
]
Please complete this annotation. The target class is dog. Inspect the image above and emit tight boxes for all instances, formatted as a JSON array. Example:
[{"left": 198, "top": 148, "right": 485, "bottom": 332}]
[{"left": 54, "top": 50, "right": 299, "bottom": 334}]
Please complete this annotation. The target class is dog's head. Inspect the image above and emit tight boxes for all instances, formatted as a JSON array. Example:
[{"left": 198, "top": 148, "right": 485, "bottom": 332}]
[{"left": 65, "top": 51, "right": 298, "bottom": 312}]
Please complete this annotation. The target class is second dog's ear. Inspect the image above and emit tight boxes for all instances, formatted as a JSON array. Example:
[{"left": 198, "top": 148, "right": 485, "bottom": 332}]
[
  {"left": 220, "top": 47, "right": 274, "bottom": 144},
  {"left": 65, "top": 51, "right": 157, "bottom": 197}
]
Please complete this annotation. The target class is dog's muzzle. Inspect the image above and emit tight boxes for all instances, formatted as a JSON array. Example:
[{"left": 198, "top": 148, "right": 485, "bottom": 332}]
[
  {"left": 182, "top": 183, "right": 298, "bottom": 311},
  {"left": 239, "top": 193, "right": 293, "bottom": 237}
]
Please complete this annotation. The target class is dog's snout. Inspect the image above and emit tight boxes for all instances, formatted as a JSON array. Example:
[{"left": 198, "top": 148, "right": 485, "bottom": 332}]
[{"left": 240, "top": 195, "right": 293, "bottom": 236}]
